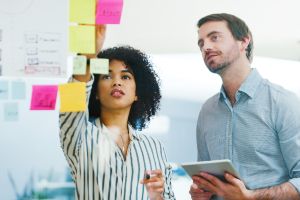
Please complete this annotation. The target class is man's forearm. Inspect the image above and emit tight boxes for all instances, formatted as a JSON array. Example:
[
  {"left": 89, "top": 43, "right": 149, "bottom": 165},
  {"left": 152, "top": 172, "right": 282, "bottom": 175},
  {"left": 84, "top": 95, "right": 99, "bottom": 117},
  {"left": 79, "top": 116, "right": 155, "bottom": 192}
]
[{"left": 250, "top": 182, "right": 300, "bottom": 200}]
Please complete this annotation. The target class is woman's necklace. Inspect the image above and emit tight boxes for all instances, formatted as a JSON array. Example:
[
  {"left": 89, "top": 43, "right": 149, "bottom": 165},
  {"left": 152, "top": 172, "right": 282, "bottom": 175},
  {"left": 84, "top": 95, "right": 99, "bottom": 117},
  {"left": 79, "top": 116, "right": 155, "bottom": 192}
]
[{"left": 119, "top": 134, "right": 126, "bottom": 153}]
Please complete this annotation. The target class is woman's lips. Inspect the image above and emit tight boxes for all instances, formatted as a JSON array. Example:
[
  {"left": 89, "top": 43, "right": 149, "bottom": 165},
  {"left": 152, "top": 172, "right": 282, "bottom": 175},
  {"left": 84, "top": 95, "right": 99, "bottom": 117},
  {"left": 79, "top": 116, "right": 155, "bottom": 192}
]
[{"left": 111, "top": 89, "right": 125, "bottom": 97}]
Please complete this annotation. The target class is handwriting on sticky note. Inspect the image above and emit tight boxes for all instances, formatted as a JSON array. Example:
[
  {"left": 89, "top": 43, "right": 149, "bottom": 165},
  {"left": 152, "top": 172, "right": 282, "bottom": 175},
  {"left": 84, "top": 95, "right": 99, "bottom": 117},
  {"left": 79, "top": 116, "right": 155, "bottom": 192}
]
[
  {"left": 69, "top": 0, "right": 96, "bottom": 24},
  {"left": 30, "top": 85, "right": 58, "bottom": 110},
  {"left": 96, "top": 0, "right": 123, "bottom": 24},
  {"left": 59, "top": 82, "right": 86, "bottom": 112},
  {"left": 69, "top": 26, "right": 95, "bottom": 54},
  {"left": 0, "top": 80, "right": 9, "bottom": 99},
  {"left": 4, "top": 102, "right": 19, "bottom": 121},
  {"left": 73, "top": 55, "right": 87, "bottom": 75},
  {"left": 90, "top": 58, "right": 109, "bottom": 74}
]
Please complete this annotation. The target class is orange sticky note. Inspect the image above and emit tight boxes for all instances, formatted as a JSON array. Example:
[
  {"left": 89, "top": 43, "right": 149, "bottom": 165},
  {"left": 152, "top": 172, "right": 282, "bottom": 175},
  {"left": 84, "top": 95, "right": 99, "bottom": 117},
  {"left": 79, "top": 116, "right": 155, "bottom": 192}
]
[
  {"left": 59, "top": 82, "right": 86, "bottom": 112},
  {"left": 69, "top": 0, "right": 96, "bottom": 24},
  {"left": 69, "top": 26, "right": 95, "bottom": 54}
]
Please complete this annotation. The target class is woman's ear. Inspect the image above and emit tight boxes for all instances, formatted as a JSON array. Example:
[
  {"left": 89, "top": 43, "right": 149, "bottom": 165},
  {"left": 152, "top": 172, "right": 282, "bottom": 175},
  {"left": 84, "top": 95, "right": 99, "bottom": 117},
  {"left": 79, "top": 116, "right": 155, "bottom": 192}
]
[{"left": 134, "top": 96, "right": 138, "bottom": 101}]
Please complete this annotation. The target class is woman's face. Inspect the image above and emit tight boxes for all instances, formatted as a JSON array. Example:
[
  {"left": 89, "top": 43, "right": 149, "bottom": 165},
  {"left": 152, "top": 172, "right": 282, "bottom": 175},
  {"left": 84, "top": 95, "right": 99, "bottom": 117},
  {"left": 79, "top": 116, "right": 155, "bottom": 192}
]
[{"left": 97, "top": 59, "right": 137, "bottom": 112}]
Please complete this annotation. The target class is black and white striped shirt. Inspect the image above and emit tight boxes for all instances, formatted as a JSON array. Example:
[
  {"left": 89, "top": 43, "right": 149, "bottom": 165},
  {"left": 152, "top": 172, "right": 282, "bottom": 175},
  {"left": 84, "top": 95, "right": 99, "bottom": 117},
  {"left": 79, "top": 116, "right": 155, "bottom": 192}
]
[{"left": 59, "top": 77, "right": 175, "bottom": 200}]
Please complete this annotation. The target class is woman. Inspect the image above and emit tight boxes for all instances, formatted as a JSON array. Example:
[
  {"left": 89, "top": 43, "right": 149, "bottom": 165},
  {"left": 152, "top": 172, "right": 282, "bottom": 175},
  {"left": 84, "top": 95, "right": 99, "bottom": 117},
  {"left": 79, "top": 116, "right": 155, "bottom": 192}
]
[{"left": 59, "top": 26, "right": 175, "bottom": 200}]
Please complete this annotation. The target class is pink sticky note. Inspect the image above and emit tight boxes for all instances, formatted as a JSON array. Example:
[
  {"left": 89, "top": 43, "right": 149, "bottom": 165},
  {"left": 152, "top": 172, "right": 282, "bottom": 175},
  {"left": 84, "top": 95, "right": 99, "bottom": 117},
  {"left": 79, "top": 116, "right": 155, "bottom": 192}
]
[
  {"left": 30, "top": 85, "right": 58, "bottom": 110},
  {"left": 96, "top": 0, "right": 123, "bottom": 24}
]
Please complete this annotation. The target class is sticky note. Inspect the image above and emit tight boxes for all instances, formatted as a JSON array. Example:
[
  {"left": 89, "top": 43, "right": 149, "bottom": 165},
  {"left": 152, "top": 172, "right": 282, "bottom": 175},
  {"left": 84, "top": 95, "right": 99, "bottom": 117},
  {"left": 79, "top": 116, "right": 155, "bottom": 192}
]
[
  {"left": 30, "top": 85, "right": 58, "bottom": 110},
  {"left": 96, "top": 0, "right": 123, "bottom": 24},
  {"left": 69, "top": 0, "right": 96, "bottom": 24},
  {"left": 90, "top": 58, "right": 109, "bottom": 74},
  {"left": 69, "top": 26, "right": 96, "bottom": 54},
  {"left": 4, "top": 102, "right": 19, "bottom": 121},
  {"left": 73, "top": 55, "right": 87, "bottom": 75},
  {"left": 0, "top": 80, "right": 9, "bottom": 99},
  {"left": 11, "top": 81, "right": 26, "bottom": 100},
  {"left": 59, "top": 82, "right": 86, "bottom": 112}
]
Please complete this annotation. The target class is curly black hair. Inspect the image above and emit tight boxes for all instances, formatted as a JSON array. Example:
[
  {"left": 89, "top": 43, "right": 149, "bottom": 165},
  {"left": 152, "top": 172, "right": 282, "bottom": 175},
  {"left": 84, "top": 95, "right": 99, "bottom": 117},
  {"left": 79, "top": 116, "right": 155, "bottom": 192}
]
[{"left": 88, "top": 46, "right": 161, "bottom": 131}]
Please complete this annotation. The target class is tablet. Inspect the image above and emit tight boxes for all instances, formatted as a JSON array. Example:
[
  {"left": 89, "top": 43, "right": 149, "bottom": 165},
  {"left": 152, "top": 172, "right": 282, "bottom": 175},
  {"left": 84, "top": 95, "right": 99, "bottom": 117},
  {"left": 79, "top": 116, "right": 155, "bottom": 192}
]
[{"left": 180, "top": 159, "right": 241, "bottom": 181}]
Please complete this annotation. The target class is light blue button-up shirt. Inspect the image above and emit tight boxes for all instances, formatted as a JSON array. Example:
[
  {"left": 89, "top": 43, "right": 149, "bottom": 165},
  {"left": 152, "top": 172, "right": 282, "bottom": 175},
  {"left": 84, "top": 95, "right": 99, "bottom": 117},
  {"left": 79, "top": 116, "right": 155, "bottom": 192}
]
[{"left": 197, "top": 68, "right": 300, "bottom": 198}]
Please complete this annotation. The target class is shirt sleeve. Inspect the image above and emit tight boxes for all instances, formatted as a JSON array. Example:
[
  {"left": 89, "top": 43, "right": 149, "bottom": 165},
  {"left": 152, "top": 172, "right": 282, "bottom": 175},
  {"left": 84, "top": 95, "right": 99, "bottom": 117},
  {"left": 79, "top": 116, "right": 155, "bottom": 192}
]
[
  {"left": 197, "top": 109, "right": 210, "bottom": 161},
  {"left": 59, "top": 75, "right": 94, "bottom": 180},
  {"left": 160, "top": 142, "right": 176, "bottom": 200},
  {"left": 275, "top": 91, "right": 300, "bottom": 193}
]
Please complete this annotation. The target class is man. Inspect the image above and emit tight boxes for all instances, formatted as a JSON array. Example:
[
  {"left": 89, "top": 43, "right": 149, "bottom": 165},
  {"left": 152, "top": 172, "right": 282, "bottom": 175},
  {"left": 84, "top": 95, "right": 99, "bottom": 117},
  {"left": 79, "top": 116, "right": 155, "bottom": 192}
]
[{"left": 189, "top": 13, "right": 300, "bottom": 200}]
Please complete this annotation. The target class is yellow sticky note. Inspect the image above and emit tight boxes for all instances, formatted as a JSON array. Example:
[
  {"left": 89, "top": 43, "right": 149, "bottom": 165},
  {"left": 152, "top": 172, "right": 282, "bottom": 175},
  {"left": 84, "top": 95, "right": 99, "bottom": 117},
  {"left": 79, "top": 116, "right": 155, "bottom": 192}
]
[
  {"left": 73, "top": 55, "right": 87, "bottom": 75},
  {"left": 69, "top": 26, "right": 95, "bottom": 54},
  {"left": 90, "top": 58, "right": 109, "bottom": 74},
  {"left": 69, "top": 0, "right": 96, "bottom": 24},
  {"left": 59, "top": 82, "right": 86, "bottom": 112}
]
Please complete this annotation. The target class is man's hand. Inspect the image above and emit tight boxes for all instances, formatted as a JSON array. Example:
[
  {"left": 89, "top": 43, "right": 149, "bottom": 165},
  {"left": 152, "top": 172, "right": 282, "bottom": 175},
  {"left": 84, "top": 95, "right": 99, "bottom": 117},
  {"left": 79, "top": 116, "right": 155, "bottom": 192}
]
[
  {"left": 140, "top": 169, "right": 165, "bottom": 200},
  {"left": 190, "top": 180, "right": 213, "bottom": 200},
  {"left": 192, "top": 172, "right": 253, "bottom": 200}
]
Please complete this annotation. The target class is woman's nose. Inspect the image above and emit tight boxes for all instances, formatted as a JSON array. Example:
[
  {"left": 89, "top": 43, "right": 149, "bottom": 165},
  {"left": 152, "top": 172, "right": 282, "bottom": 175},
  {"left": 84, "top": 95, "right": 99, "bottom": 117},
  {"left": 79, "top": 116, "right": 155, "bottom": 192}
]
[{"left": 113, "top": 82, "right": 121, "bottom": 87}]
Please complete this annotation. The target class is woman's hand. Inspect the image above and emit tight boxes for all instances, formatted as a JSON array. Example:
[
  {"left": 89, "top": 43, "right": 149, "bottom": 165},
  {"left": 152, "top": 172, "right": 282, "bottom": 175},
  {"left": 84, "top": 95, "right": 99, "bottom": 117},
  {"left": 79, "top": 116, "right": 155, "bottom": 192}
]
[
  {"left": 140, "top": 169, "right": 165, "bottom": 200},
  {"left": 85, "top": 24, "right": 107, "bottom": 59},
  {"left": 73, "top": 24, "right": 106, "bottom": 82}
]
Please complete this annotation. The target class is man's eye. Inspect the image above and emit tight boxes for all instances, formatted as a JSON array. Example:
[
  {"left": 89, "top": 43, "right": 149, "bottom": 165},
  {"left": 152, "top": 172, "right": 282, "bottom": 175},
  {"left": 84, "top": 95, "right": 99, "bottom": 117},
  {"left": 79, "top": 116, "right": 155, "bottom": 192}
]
[{"left": 211, "top": 35, "right": 219, "bottom": 41}]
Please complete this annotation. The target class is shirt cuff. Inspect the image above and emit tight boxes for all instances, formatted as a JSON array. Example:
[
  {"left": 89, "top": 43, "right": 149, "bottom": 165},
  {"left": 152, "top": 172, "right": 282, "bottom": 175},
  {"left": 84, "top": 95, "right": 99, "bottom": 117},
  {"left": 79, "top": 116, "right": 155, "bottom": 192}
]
[
  {"left": 69, "top": 74, "right": 94, "bottom": 87},
  {"left": 289, "top": 178, "right": 300, "bottom": 194}
]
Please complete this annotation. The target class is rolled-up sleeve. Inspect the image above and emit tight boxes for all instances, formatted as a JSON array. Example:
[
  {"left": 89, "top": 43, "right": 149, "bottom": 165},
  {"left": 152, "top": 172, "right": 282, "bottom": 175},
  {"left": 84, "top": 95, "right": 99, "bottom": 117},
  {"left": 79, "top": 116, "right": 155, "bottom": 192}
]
[{"left": 276, "top": 91, "right": 300, "bottom": 193}]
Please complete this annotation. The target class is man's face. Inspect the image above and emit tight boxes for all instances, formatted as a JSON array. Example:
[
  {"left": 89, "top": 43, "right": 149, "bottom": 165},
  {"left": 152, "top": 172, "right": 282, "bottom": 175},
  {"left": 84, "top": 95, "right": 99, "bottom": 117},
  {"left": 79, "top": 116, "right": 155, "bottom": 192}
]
[{"left": 197, "top": 21, "right": 242, "bottom": 74}]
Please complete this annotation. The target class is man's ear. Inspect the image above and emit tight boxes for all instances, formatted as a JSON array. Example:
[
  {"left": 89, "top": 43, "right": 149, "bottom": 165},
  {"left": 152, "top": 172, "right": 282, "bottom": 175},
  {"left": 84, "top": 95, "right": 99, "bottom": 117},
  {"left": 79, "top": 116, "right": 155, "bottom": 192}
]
[{"left": 241, "top": 35, "right": 251, "bottom": 51}]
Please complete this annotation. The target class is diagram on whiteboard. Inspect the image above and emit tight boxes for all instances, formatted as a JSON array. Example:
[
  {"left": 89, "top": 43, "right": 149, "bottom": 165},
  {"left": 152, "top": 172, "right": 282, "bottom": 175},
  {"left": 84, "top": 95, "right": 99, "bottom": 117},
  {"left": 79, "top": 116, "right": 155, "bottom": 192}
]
[{"left": 0, "top": 0, "right": 68, "bottom": 77}]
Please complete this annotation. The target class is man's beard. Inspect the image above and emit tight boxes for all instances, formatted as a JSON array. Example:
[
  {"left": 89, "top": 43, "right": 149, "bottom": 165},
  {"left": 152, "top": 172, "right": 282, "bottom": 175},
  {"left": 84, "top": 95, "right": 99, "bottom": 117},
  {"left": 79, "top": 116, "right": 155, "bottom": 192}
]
[{"left": 206, "top": 61, "right": 230, "bottom": 74}]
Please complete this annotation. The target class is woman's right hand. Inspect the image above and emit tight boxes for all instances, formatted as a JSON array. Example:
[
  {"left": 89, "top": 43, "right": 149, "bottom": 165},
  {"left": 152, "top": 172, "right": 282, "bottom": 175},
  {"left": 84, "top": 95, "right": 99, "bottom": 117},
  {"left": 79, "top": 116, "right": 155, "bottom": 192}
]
[{"left": 85, "top": 24, "right": 107, "bottom": 59}]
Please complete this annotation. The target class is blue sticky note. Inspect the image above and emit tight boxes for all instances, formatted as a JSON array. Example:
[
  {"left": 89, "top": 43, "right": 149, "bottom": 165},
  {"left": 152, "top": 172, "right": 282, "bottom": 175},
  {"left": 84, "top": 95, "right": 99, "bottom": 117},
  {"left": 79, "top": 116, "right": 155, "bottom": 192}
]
[
  {"left": 4, "top": 102, "right": 19, "bottom": 121},
  {"left": 11, "top": 81, "right": 26, "bottom": 100},
  {"left": 0, "top": 80, "right": 9, "bottom": 99}
]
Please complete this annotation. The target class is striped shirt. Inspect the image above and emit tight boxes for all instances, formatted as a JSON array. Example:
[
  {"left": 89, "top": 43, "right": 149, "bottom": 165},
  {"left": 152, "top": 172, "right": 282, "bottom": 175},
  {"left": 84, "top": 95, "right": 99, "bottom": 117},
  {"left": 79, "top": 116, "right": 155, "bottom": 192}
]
[
  {"left": 59, "top": 77, "right": 175, "bottom": 200},
  {"left": 197, "top": 68, "right": 300, "bottom": 199}
]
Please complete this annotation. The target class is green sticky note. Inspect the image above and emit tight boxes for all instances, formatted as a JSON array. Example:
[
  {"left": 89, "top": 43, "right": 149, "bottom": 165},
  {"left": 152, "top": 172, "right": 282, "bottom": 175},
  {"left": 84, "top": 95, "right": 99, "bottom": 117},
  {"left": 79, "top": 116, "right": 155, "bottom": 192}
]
[
  {"left": 4, "top": 102, "right": 19, "bottom": 121},
  {"left": 0, "top": 80, "right": 9, "bottom": 99},
  {"left": 11, "top": 81, "right": 26, "bottom": 100},
  {"left": 69, "top": 26, "right": 95, "bottom": 54},
  {"left": 90, "top": 58, "right": 109, "bottom": 74},
  {"left": 69, "top": 0, "right": 96, "bottom": 24},
  {"left": 73, "top": 55, "right": 87, "bottom": 75}
]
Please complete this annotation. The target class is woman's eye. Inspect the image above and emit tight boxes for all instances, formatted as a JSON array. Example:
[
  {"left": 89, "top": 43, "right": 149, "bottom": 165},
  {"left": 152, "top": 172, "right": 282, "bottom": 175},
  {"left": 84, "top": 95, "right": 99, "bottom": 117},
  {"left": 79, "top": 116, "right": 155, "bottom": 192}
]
[
  {"left": 101, "top": 75, "right": 111, "bottom": 80},
  {"left": 122, "top": 75, "right": 131, "bottom": 80}
]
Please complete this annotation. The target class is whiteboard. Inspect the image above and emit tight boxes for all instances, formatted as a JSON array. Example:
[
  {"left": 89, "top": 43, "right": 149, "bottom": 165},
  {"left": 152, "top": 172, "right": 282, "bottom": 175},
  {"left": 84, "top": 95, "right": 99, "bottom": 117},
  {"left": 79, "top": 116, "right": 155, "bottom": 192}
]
[{"left": 0, "top": 0, "right": 68, "bottom": 77}]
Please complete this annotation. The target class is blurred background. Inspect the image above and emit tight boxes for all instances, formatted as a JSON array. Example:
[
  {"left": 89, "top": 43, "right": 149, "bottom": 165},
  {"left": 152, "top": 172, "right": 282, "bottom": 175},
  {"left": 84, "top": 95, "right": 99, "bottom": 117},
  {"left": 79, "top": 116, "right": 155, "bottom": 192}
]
[{"left": 1, "top": 0, "right": 300, "bottom": 199}]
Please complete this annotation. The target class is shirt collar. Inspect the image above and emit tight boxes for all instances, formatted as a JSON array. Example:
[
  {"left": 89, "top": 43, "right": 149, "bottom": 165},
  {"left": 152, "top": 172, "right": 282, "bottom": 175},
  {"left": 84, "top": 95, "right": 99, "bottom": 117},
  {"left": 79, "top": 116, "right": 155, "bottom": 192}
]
[
  {"left": 238, "top": 68, "right": 262, "bottom": 98},
  {"left": 95, "top": 118, "right": 141, "bottom": 141},
  {"left": 219, "top": 68, "right": 262, "bottom": 100}
]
